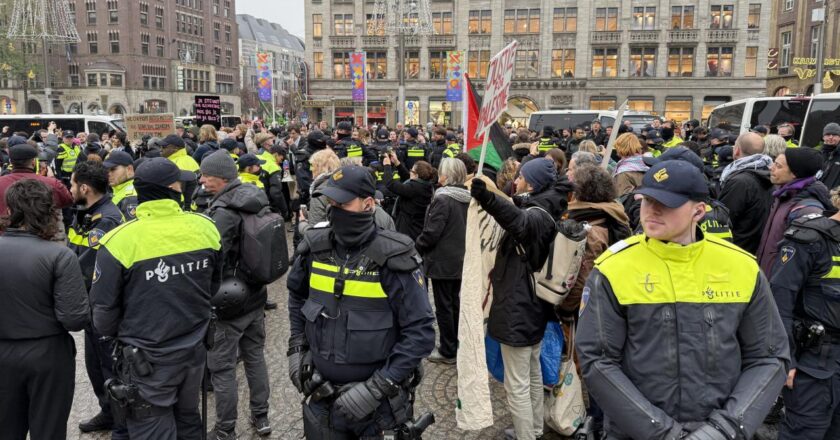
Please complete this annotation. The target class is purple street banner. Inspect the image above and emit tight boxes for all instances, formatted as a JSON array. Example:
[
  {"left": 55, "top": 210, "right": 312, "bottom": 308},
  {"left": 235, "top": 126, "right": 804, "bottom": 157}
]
[
  {"left": 446, "top": 51, "right": 464, "bottom": 102},
  {"left": 350, "top": 52, "right": 367, "bottom": 103},
  {"left": 256, "top": 52, "right": 272, "bottom": 102}
]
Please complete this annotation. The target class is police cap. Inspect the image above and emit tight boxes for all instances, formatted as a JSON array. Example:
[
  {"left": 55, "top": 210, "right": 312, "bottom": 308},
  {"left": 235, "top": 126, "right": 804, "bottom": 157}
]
[
  {"left": 154, "top": 134, "right": 186, "bottom": 149},
  {"left": 102, "top": 150, "right": 134, "bottom": 168},
  {"left": 135, "top": 157, "right": 196, "bottom": 186},
  {"left": 635, "top": 160, "right": 709, "bottom": 208},
  {"left": 9, "top": 144, "right": 38, "bottom": 161},
  {"left": 336, "top": 121, "right": 352, "bottom": 132},
  {"left": 313, "top": 166, "right": 376, "bottom": 204},
  {"left": 237, "top": 153, "right": 266, "bottom": 168}
]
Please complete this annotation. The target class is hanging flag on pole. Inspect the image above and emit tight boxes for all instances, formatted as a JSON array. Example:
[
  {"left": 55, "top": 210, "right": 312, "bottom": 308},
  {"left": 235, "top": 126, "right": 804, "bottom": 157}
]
[
  {"left": 464, "top": 74, "right": 513, "bottom": 172},
  {"left": 256, "top": 53, "right": 273, "bottom": 102},
  {"left": 350, "top": 52, "right": 367, "bottom": 103},
  {"left": 446, "top": 51, "right": 464, "bottom": 102},
  {"left": 475, "top": 41, "right": 518, "bottom": 174}
]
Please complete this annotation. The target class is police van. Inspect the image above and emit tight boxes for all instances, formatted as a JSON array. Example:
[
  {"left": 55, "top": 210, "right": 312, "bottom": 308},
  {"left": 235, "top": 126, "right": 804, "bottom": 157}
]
[
  {"left": 0, "top": 114, "right": 126, "bottom": 136},
  {"left": 707, "top": 96, "right": 811, "bottom": 138},
  {"left": 528, "top": 109, "right": 658, "bottom": 134},
  {"left": 175, "top": 115, "right": 242, "bottom": 129},
  {"left": 799, "top": 92, "right": 840, "bottom": 148}
]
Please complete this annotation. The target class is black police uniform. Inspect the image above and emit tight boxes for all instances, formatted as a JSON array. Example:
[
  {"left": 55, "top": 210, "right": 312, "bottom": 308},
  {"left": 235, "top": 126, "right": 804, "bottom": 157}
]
[
  {"left": 400, "top": 139, "right": 428, "bottom": 171},
  {"left": 90, "top": 159, "right": 223, "bottom": 440},
  {"left": 68, "top": 195, "right": 126, "bottom": 436},
  {"left": 770, "top": 213, "right": 840, "bottom": 440}
]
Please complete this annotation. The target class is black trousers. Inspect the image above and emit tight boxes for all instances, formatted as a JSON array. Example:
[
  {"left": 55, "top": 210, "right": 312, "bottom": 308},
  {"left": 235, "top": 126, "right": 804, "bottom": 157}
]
[
  {"left": 84, "top": 326, "right": 128, "bottom": 438},
  {"left": 0, "top": 333, "right": 76, "bottom": 440},
  {"left": 432, "top": 278, "right": 461, "bottom": 359}
]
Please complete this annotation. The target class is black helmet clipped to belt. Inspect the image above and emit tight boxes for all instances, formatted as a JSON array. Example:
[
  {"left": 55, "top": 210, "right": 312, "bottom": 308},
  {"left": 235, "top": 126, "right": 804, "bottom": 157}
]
[{"left": 211, "top": 278, "right": 250, "bottom": 319}]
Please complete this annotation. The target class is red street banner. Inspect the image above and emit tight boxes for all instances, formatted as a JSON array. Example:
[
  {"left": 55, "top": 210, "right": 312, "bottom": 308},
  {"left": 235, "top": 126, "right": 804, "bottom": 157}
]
[{"left": 476, "top": 41, "right": 518, "bottom": 137}]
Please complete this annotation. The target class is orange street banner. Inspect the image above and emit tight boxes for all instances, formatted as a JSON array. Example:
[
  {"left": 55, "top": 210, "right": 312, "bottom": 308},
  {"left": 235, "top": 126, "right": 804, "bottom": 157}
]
[{"left": 125, "top": 113, "right": 176, "bottom": 142}]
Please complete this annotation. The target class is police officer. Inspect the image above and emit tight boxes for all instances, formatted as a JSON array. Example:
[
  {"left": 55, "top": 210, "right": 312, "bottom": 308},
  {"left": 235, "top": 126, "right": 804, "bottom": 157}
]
[
  {"left": 444, "top": 133, "right": 461, "bottom": 159},
  {"left": 67, "top": 161, "right": 128, "bottom": 436},
  {"left": 401, "top": 127, "right": 427, "bottom": 170},
  {"left": 56, "top": 130, "right": 82, "bottom": 182},
  {"left": 103, "top": 151, "right": 139, "bottom": 220},
  {"left": 770, "top": 206, "right": 840, "bottom": 439},
  {"left": 371, "top": 128, "right": 393, "bottom": 158},
  {"left": 90, "top": 158, "right": 222, "bottom": 440},
  {"left": 237, "top": 153, "right": 266, "bottom": 189},
  {"left": 537, "top": 125, "right": 559, "bottom": 154},
  {"left": 287, "top": 166, "right": 435, "bottom": 439},
  {"left": 158, "top": 134, "right": 200, "bottom": 211},
  {"left": 576, "top": 160, "right": 790, "bottom": 439},
  {"left": 334, "top": 121, "right": 365, "bottom": 161}
]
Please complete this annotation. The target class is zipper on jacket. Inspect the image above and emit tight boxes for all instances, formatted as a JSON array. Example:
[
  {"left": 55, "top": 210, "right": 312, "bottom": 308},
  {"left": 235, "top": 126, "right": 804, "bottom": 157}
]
[
  {"left": 664, "top": 307, "right": 677, "bottom": 378},
  {"left": 705, "top": 308, "right": 717, "bottom": 375}
]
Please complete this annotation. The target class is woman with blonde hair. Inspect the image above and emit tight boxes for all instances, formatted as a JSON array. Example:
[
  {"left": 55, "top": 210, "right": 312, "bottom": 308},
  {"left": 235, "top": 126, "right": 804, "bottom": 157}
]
[
  {"left": 193, "top": 124, "right": 219, "bottom": 163},
  {"left": 298, "top": 149, "right": 341, "bottom": 233},
  {"left": 496, "top": 157, "right": 520, "bottom": 196},
  {"left": 611, "top": 132, "right": 649, "bottom": 196},
  {"left": 763, "top": 134, "right": 787, "bottom": 160}
]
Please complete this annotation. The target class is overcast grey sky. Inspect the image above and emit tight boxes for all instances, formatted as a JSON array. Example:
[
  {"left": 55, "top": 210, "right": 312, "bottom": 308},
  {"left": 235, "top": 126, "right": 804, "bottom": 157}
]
[{"left": 237, "top": 0, "right": 305, "bottom": 39}]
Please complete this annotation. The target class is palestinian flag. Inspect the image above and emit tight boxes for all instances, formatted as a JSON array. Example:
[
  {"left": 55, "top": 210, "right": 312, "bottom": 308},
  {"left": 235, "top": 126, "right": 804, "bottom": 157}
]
[{"left": 464, "top": 74, "right": 513, "bottom": 171}]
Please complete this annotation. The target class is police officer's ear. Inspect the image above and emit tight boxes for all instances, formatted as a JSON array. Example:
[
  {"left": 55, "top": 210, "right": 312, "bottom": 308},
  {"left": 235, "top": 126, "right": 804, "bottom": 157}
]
[
  {"left": 363, "top": 196, "right": 376, "bottom": 213},
  {"left": 692, "top": 202, "right": 706, "bottom": 223}
]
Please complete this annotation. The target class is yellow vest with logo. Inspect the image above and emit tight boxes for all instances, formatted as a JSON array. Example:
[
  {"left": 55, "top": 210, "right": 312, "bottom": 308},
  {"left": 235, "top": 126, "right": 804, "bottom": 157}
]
[
  {"left": 258, "top": 151, "right": 281, "bottom": 175},
  {"left": 58, "top": 143, "right": 80, "bottom": 172},
  {"left": 239, "top": 172, "right": 265, "bottom": 189}
]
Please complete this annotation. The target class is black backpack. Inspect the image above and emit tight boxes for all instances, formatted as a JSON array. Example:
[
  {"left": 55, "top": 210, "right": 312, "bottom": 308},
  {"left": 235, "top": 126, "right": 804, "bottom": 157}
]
[{"left": 237, "top": 206, "right": 289, "bottom": 285}]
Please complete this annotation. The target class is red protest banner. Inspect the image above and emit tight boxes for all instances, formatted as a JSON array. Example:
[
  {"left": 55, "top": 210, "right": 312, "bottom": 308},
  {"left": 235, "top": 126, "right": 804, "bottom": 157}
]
[{"left": 476, "top": 41, "right": 518, "bottom": 137}]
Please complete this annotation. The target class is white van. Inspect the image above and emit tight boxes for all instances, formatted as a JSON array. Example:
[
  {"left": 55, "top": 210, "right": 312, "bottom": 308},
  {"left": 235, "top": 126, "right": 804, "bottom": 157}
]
[
  {"left": 528, "top": 110, "right": 657, "bottom": 134},
  {"left": 799, "top": 93, "right": 840, "bottom": 148},
  {"left": 0, "top": 114, "right": 125, "bottom": 136},
  {"left": 707, "top": 96, "right": 811, "bottom": 138}
]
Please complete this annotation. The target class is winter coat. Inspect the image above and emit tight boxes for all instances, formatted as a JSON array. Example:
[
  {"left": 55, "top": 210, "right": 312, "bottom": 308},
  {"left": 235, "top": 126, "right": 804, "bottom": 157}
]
[
  {"left": 756, "top": 177, "right": 832, "bottom": 277},
  {"left": 415, "top": 185, "right": 470, "bottom": 280},
  {"left": 298, "top": 172, "right": 332, "bottom": 235},
  {"left": 384, "top": 163, "right": 433, "bottom": 241},
  {"left": 819, "top": 144, "right": 840, "bottom": 192},
  {"left": 479, "top": 179, "right": 571, "bottom": 347},
  {"left": 206, "top": 180, "right": 270, "bottom": 315},
  {"left": 612, "top": 155, "right": 648, "bottom": 196},
  {"left": 719, "top": 156, "right": 775, "bottom": 254},
  {"left": 561, "top": 201, "right": 631, "bottom": 316},
  {"left": 192, "top": 140, "right": 219, "bottom": 163}
]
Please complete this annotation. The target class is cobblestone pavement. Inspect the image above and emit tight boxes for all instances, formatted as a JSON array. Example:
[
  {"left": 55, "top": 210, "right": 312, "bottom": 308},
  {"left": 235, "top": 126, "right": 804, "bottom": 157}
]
[{"left": 66, "top": 273, "right": 779, "bottom": 440}]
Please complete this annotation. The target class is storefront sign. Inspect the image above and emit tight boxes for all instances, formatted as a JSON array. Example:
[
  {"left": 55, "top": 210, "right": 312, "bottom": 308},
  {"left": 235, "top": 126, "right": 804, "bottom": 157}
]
[
  {"left": 793, "top": 57, "right": 840, "bottom": 66},
  {"left": 124, "top": 113, "right": 175, "bottom": 142}
]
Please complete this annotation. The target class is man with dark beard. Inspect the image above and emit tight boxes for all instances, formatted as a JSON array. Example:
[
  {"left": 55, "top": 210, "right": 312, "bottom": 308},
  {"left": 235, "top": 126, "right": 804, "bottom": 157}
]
[{"left": 287, "top": 165, "right": 435, "bottom": 439}]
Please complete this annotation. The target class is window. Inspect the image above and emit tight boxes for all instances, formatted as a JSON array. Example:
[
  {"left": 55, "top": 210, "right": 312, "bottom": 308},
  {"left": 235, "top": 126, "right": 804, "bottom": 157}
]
[
  {"left": 404, "top": 51, "right": 419, "bottom": 79},
  {"left": 590, "top": 97, "right": 617, "bottom": 110},
  {"left": 313, "top": 52, "right": 323, "bottom": 79},
  {"left": 628, "top": 98, "right": 655, "bottom": 112},
  {"left": 140, "top": 3, "right": 148, "bottom": 26},
  {"left": 630, "top": 47, "right": 656, "bottom": 77},
  {"left": 68, "top": 2, "right": 76, "bottom": 24},
  {"left": 313, "top": 14, "right": 322, "bottom": 38},
  {"left": 225, "top": 48, "right": 232, "bottom": 67},
  {"left": 552, "top": 49, "right": 576, "bottom": 78},
  {"left": 223, "top": 0, "right": 230, "bottom": 17},
  {"left": 366, "top": 51, "right": 387, "bottom": 79},
  {"left": 710, "top": 5, "right": 734, "bottom": 29},
  {"left": 784, "top": 0, "right": 794, "bottom": 11},
  {"left": 595, "top": 8, "right": 619, "bottom": 31},
  {"left": 213, "top": 22, "right": 220, "bottom": 40},
  {"left": 592, "top": 48, "right": 619, "bottom": 77},
  {"left": 142, "top": 65, "right": 167, "bottom": 90},
  {"left": 633, "top": 7, "right": 656, "bottom": 30},
  {"left": 780, "top": 31, "right": 792, "bottom": 74},
  {"left": 334, "top": 14, "right": 353, "bottom": 36},
  {"left": 745, "top": 46, "right": 758, "bottom": 77},
  {"left": 107, "top": 0, "right": 118, "bottom": 24},
  {"left": 515, "top": 50, "right": 539, "bottom": 78},
  {"left": 86, "top": 0, "right": 96, "bottom": 25},
  {"left": 88, "top": 73, "right": 98, "bottom": 86},
  {"left": 141, "top": 33, "right": 149, "bottom": 55},
  {"left": 668, "top": 47, "right": 695, "bottom": 77},
  {"left": 215, "top": 73, "right": 234, "bottom": 94},
  {"left": 706, "top": 46, "right": 734, "bottom": 76},
  {"left": 69, "top": 64, "right": 80, "bottom": 87},
  {"left": 748, "top": 4, "right": 761, "bottom": 29},
  {"left": 671, "top": 6, "right": 695, "bottom": 29},
  {"left": 333, "top": 51, "right": 351, "bottom": 79},
  {"left": 504, "top": 9, "right": 540, "bottom": 34},
  {"left": 109, "top": 31, "right": 119, "bottom": 53},
  {"left": 183, "top": 68, "right": 210, "bottom": 92},
  {"left": 225, "top": 24, "right": 231, "bottom": 42},
  {"left": 110, "top": 74, "right": 123, "bottom": 87},
  {"left": 214, "top": 47, "right": 221, "bottom": 65},
  {"left": 429, "top": 51, "right": 447, "bottom": 80},
  {"left": 811, "top": 26, "right": 820, "bottom": 58},
  {"left": 468, "top": 10, "right": 491, "bottom": 34},
  {"left": 665, "top": 98, "right": 692, "bottom": 122},
  {"left": 365, "top": 14, "right": 384, "bottom": 35},
  {"left": 88, "top": 31, "right": 98, "bottom": 54},
  {"left": 553, "top": 8, "right": 577, "bottom": 32},
  {"left": 156, "top": 36, "right": 165, "bottom": 57},
  {"left": 432, "top": 12, "right": 453, "bottom": 35},
  {"left": 155, "top": 7, "right": 164, "bottom": 29},
  {"left": 468, "top": 50, "right": 490, "bottom": 79},
  {"left": 212, "top": 0, "right": 219, "bottom": 15}
]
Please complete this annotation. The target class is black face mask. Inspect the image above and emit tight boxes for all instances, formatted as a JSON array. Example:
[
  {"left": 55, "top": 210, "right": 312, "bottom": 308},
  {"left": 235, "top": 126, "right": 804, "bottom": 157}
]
[
  {"left": 135, "top": 180, "right": 182, "bottom": 204},
  {"left": 329, "top": 206, "right": 376, "bottom": 248},
  {"left": 782, "top": 134, "right": 793, "bottom": 141},
  {"left": 661, "top": 127, "right": 674, "bottom": 139}
]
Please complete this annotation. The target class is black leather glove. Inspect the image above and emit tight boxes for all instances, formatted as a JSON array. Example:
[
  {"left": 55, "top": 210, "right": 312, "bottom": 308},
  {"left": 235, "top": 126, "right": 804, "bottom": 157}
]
[
  {"left": 683, "top": 422, "right": 732, "bottom": 440},
  {"left": 287, "top": 337, "right": 311, "bottom": 393},
  {"left": 334, "top": 371, "right": 400, "bottom": 422},
  {"left": 470, "top": 177, "right": 493, "bottom": 205}
]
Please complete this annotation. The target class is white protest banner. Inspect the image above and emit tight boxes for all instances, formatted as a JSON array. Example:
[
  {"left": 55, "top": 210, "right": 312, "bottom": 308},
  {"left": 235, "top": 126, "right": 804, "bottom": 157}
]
[
  {"left": 124, "top": 113, "right": 176, "bottom": 142},
  {"left": 475, "top": 40, "right": 517, "bottom": 175}
]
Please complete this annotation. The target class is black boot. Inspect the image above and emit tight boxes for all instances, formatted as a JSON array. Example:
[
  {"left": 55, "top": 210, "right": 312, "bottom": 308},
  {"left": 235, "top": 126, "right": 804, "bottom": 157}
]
[{"left": 79, "top": 411, "right": 113, "bottom": 432}]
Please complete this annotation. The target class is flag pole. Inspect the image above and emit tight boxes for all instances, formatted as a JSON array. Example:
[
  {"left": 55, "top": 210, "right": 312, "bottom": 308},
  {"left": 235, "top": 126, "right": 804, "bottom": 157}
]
[
  {"left": 476, "top": 130, "right": 489, "bottom": 176},
  {"left": 461, "top": 57, "right": 469, "bottom": 152},
  {"left": 602, "top": 99, "right": 629, "bottom": 170}
]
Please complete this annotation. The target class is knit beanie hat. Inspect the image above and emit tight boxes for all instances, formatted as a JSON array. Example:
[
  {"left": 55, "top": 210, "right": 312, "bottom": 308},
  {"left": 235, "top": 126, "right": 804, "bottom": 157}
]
[
  {"left": 785, "top": 147, "right": 824, "bottom": 179},
  {"left": 200, "top": 151, "right": 238, "bottom": 180},
  {"left": 824, "top": 123, "right": 840, "bottom": 136},
  {"left": 519, "top": 158, "right": 557, "bottom": 193}
]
